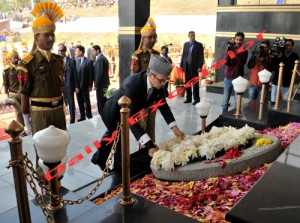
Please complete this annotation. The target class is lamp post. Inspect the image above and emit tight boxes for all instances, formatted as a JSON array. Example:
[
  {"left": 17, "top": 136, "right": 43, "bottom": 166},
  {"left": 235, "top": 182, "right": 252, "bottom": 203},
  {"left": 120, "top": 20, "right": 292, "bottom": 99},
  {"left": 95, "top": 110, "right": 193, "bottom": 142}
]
[
  {"left": 33, "top": 125, "right": 70, "bottom": 211},
  {"left": 232, "top": 76, "right": 248, "bottom": 117},
  {"left": 195, "top": 98, "right": 211, "bottom": 134},
  {"left": 258, "top": 69, "right": 272, "bottom": 120}
]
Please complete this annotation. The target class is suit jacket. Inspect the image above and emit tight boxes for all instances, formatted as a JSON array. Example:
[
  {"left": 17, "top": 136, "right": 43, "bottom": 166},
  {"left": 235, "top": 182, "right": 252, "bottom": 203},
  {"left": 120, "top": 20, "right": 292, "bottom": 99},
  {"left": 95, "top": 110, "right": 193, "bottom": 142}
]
[
  {"left": 64, "top": 57, "right": 78, "bottom": 93},
  {"left": 77, "top": 57, "right": 94, "bottom": 90},
  {"left": 180, "top": 40, "right": 204, "bottom": 75},
  {"left": 94, "top": 54, "right": 110, "bottom": 90},
  {"left": 101, "top": 71, "right": 175, "bottom": 141}
]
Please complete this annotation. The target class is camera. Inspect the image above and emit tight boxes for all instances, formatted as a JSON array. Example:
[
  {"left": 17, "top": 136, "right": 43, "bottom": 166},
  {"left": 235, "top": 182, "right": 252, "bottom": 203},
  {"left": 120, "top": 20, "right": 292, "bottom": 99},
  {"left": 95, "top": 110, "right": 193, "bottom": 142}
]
[
  {"left": 227, "top": 37, "right": 236, "bottom": 51},
  {"left": 252, "top": 45, "right": 265, "bottom": 57},
  {"left": 270, "top": 37, "right": 286, "bottom": 56}
]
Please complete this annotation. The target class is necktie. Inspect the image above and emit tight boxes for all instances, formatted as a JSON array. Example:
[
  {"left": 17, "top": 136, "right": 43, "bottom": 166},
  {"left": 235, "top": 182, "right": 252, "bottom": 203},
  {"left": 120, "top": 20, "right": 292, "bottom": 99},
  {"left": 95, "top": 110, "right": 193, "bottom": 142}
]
[
  {"left": 76, "top": 59, "right": 81, "bottom": 73},
  {"left": 147, "top": 87, "right": 153, "bottom": 101},
  {"left": 188, "top": 42, "right": 194, "bottom": 64}
]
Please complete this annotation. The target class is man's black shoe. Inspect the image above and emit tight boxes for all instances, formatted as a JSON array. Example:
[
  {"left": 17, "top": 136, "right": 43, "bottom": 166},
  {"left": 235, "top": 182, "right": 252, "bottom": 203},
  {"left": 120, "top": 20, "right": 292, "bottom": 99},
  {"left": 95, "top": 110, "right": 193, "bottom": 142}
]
[
  {"left": 183, "top": 100, "right": 192, "bottom": 103},
  {"left": 192, "top": 100, "right": 200, "bottom": 105},
  {"left": 77, "top": 118, "right": 86, "bottom": 122}
]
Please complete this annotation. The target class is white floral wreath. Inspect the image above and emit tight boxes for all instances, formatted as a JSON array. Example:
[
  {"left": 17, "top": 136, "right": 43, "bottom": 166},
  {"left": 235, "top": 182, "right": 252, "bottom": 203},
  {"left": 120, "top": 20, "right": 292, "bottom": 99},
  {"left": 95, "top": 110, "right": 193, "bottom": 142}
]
[{"left": 151, "top": 125, "right": 256, "bottom": 171}]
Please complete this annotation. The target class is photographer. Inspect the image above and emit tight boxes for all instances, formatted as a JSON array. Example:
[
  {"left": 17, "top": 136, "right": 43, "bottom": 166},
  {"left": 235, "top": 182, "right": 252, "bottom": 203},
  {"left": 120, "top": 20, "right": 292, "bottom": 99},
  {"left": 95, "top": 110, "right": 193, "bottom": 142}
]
[
  {"left": 269, "top": 38, "right": 299, "bottom": 103},
  {"left": 222, "top": 32, "right": 248, "bottom": 113},
  {"left": 247, "top": 40, "right": 271, "bottom": 101}
]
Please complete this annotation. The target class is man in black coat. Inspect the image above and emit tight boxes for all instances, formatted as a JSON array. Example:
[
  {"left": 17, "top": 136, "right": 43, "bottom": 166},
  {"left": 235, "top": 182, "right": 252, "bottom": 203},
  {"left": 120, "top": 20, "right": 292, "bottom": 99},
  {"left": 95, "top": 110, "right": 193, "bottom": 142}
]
[
  {"left": 74, "top": 45, "right": 94, "bottom": 121},
  {"left": 180, "top": 31, "right": 204, "bottom": 105},
  {"left": 92, "top": 45, "right": 110, "bottom": 115},
  {"left": 58, "top": 43, "right": 79, "bottom": 123},
  {"left": 91, "top": 54, "right": 184, "bottom": 173}
]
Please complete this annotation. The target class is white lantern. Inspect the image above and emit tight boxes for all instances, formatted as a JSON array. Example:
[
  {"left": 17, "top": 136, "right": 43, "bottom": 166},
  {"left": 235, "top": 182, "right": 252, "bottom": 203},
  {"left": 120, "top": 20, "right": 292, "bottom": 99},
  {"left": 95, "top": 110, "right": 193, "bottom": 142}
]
[
  {"left": 232, "top": 76, "right": 248, "bottom": 94},
  {"left": 33, "top": 125, "right": 70, "bottom": 163},
  {"left": 195, "top": 98, "right": 211, "bottom": 117},
  {"left": 38, "top": 155, "right": 68, "bottom": 178},
  {"left": 258, "top": 69, "right": 272, "bottom": 84}
]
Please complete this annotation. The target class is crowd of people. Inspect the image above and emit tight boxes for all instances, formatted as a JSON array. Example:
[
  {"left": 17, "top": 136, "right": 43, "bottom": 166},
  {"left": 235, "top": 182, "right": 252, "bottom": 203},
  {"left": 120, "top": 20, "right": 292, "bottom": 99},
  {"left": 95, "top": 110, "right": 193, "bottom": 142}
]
[{"left": 221, "top": 32, "right": 299, "bottom": 113}]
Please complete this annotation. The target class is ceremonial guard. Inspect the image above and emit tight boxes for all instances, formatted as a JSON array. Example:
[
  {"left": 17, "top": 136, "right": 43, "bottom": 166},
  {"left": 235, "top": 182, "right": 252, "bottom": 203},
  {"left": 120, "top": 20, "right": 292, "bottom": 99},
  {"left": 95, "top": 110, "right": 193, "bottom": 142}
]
[
  {"left": 17, "top": 2, "right": 66, "bottom": 180},
  {"left": 2, "top": 50, "right": 26, "bottom": 135}
]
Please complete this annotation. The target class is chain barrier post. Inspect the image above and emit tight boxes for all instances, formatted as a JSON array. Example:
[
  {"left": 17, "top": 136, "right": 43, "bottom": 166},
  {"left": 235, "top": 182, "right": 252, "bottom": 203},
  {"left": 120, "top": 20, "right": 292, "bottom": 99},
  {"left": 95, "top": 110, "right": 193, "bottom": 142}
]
[
  {"left": 118, "top": 96, "right": 134, "bottom": 205},
  {"left": 287, "top": 60, "right": 299, "bottom": 102},
  {"left": 5, "top": 120, "right": 32, "bottom": 223},
  {"left": 274, "top": 62, "right": 284, "bottom": 110}
]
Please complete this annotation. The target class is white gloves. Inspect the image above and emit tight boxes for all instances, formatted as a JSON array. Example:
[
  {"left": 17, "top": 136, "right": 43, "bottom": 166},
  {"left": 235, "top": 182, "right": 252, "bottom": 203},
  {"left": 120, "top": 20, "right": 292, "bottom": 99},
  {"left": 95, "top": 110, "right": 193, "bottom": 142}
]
[{"left": 22, "top": 113, "right": 32, "bottom": 133}]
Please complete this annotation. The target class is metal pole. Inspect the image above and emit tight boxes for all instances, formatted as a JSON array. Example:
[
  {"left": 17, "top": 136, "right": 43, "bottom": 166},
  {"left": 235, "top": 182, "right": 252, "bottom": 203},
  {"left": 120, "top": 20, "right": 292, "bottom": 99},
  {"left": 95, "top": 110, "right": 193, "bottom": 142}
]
[
  {"left": 234, "top": 94, "right": 243, "bottom": 117},
  {"left": 118, "top": 96, "right": 134, "bottom": 205},
  {"left": 5, "top": 120, "right": 31, "bottom": 223},
  {"left": 287, "top": 60, "right": 299, "bottom": 102},
  {"left": 274, "top": 62, "right": 284, "bottom": 109},
  {"left": 260, "top": 83, "right": 266, "bottom": 104},
  {"left": 201, "top": 117, "right": 206, "bottom": 134}
]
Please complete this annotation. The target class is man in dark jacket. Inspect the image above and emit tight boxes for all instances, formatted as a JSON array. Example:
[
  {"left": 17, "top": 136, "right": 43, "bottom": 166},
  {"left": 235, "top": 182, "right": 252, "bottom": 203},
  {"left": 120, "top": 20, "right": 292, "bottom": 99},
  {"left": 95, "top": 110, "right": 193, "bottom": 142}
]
[
  {"left": 180, "top": 31, "right": 204, "bottom": 105},
  {"left": 92, "top": 45, "right": 110, "bottom": 115},
  {"left": 91, "top": 54, "right": 184, "bottom": 173},
  {"left": 58, "top": 43, "right": 79, "bottom": 123}
]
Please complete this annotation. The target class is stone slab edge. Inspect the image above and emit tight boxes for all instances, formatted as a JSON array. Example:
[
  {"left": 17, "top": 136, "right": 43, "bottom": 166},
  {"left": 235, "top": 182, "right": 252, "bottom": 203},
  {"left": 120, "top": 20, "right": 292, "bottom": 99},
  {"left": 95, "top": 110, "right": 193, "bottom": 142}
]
[{"left": 151, "top": 135, "right": 282, "bottom": 181}]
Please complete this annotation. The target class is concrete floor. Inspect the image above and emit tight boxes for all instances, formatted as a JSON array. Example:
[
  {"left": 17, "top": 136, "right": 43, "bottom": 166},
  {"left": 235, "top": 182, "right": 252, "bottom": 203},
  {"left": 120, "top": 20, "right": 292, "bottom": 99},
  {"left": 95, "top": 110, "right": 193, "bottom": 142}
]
[{"left": 0, "top": 89, "right": 238, "bottom": 215}]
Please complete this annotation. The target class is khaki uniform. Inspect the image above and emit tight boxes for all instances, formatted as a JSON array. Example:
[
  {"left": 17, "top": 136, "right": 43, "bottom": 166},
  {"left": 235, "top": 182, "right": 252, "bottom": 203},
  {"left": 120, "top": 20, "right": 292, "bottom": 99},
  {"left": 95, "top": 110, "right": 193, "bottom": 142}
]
[
  {"left": 2, "top": 65, "right": 24, "bottom": 125},
  {"left": 130, "top": 47, "right": 160, "bottom": 142},
  {"left": 130, "top": 47, "right": 160, "bottom": 75},
  {"left": 17, "top": 49, "right": 66, "bottom": 135}
]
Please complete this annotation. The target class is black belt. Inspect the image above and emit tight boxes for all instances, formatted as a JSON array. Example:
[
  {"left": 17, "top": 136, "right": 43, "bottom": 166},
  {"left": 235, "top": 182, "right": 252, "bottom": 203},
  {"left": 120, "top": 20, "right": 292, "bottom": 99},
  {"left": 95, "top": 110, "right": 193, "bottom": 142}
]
[
  {"left": 9, "top": 89, "right": 18, "bottom": 93},
  {"left": 31, "top": 98, "right": 63, "bottom": 108}
]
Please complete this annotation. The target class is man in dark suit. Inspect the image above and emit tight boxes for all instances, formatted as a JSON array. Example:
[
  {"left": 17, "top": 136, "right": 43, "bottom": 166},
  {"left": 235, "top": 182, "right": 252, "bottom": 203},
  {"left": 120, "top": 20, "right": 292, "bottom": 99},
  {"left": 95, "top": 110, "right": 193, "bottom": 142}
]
[
  {"left": 180, "top": 31, "right": 204, "bottom": 105},
  {"left": 74, "top": 45, "right": 94, "bottom": 121},
  {"left": 91, "top": 54, "right": 184, "bottom": 173},
  {"left": 57, "top": 43, "right": 79, "bottom": 123},
  {"left": 92, "top": 45, "right": 110, "bottom": 115}
]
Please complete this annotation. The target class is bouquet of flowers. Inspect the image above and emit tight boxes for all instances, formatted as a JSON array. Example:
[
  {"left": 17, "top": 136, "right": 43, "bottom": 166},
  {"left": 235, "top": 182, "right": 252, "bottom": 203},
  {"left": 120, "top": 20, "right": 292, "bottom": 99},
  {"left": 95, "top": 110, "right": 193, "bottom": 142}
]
[{"left": 152, "top": 125, "right": 256, "bottom": 171}]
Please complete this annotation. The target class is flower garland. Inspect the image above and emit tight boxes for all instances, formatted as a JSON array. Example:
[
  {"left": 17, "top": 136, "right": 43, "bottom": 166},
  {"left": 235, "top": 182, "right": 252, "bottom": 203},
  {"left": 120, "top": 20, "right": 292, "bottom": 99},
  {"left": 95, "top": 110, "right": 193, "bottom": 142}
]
[{"left": 151, "top": 125, "right": 256, "bottom": 171}]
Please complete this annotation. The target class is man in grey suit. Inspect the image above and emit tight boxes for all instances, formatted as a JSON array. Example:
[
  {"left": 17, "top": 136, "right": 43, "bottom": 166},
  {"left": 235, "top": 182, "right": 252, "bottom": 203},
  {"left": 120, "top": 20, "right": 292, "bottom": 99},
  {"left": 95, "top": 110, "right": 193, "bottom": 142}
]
[
  {"left": 58, "top": 43, "right": 79, "bottom": 123},
  {"left": 74, "top": 45, "right": 94, "bottom": 121},
  {"left": 91, "top": 54, "right": 184, "bottom": 173},
  {"left": 180, "top": 31, "right": 204, "bottom": 105},
  {"left": 92, "top": 45, "right": 110, "bottom": 115}
]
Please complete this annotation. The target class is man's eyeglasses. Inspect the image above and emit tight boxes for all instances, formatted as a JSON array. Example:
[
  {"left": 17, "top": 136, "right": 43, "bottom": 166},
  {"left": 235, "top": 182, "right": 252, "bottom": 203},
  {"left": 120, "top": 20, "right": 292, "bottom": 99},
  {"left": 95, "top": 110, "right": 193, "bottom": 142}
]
[
  {"left": 58, "top": 50, "right": 66, "bottom": 53},
  {"left": 152, "top": 74, "right": 168, "bottom": 84},
  {"left": 286, "top": 44, "right": 292, "bottom": 47}
]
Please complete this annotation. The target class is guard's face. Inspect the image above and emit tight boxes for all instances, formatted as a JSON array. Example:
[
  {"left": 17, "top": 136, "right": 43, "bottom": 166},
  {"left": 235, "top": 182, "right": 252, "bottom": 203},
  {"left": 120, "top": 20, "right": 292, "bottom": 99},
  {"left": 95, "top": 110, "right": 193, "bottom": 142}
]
[
  {"left": 143, "top": 34, "right": 157, "bottom": 49},
  {"left": 35, "top": 32, "right": 55, "bottom": 51},
  {"left": 10, "top": 54, "right": 19, "bottom": 65}
]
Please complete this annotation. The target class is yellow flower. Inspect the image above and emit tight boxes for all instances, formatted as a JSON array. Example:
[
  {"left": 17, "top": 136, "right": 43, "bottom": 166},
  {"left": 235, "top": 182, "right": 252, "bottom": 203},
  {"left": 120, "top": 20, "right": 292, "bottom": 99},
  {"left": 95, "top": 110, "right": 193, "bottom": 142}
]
[{"left": 255, "top": 138, "right": 273, "bottom": 147}]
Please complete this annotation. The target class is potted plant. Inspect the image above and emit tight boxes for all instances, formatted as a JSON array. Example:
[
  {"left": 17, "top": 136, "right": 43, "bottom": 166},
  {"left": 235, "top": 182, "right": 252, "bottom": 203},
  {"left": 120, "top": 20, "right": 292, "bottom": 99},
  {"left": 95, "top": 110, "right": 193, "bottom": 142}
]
[
  {"left": 174, "top": 78, "right": 185, "bottom": 97},
  {"left": 103, "top": 88, "right": 117, "bottom": 99},
  {"left": 205, "top": 68, "right": 216, "bottom": 85}
]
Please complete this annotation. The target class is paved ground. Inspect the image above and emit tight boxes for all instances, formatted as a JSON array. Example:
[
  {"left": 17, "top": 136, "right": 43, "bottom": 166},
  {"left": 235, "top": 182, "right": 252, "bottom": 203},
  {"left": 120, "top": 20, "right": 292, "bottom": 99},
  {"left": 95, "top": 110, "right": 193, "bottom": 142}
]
[{"left": 0, "top": 86, "right": 238, "bottom": 215}]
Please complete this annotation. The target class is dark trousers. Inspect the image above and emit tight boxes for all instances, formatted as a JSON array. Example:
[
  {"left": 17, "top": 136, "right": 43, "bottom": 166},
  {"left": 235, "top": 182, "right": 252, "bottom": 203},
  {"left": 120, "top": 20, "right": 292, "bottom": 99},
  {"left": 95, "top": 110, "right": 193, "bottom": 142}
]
[
  {"left": 76, "top": 89, "right": 92, "bottom": 119},
  {"left": 64, "top": 90, "right": 75, "bottom": 123},
  {"left": 96, "top": 88, "right": 107, "bottom": 115},
  {"left": 185, "top": 64, "right": 200, "bottom": 101},
  {"left": 91, "top": 129, "right": 152, "bottom": 174}
]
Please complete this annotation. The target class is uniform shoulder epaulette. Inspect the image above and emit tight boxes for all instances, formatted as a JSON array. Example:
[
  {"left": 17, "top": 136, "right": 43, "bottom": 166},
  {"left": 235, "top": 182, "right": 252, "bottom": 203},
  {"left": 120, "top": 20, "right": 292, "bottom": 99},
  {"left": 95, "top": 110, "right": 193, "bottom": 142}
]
[
  {"left": 16, "top": 65, "right": 28, "bottom": 73},
  {"left": 21, "top": 53, "right": 33, "bottom": 64},
  {"left": 3, "top": 65, "right": 10, "bottom": 71},
  {"left": 131, "top": 53, "right": 139, "bottom": 61},
  {"left": 134, "top": 48, "right": 143, "bottom": 55}
]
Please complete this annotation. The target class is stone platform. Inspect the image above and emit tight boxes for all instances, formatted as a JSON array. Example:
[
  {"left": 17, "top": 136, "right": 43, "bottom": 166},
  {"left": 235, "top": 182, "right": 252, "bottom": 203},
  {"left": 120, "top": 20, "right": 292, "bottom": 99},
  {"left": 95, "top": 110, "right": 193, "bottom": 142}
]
[{"left": 151, "top": 135, "right": 281, "bottom": 181}]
